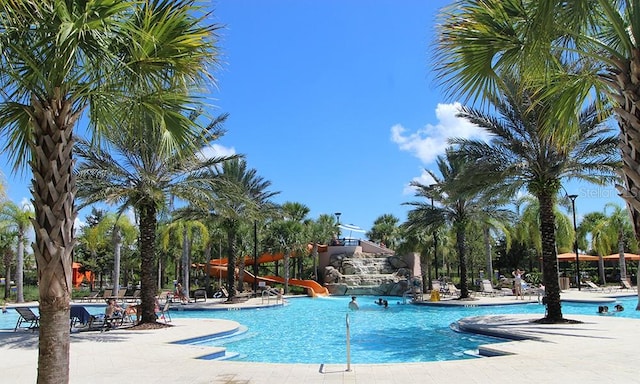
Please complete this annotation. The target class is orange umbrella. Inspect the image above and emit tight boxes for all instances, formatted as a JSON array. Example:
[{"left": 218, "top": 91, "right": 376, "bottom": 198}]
[{"left": 556, "top": 252, "right": 600, "bottom": 261}]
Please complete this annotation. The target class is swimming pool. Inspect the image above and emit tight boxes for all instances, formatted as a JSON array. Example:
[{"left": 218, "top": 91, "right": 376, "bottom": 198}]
[
  {"left": 171, "top": 295, "right": 640, "bottom": 364},
  {"left": 3, "top": 295, "right": 638, "bottom": 364}
]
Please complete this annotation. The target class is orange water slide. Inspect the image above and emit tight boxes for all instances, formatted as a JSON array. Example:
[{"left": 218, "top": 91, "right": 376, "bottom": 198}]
[
  {"left": 210, "top": 252, "right": 287, "bottom": 267},
  {"left": 208, "top": 265, "right": 328, "bottom": 297}
]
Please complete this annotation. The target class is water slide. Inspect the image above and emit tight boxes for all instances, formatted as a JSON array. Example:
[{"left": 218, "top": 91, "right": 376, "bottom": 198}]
[{"left": 208, "top": 253, "right": 329, "bottom": 297}]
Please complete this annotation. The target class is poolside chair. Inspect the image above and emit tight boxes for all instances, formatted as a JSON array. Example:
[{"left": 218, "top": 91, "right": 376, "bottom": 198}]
[
  {"left": 620, "top": 279, "right": 637, "bottom": 291},
  {"left": 14, "top": 307, "right": 40, "bottom": 332},
  {"left": 447, "top": 282, "right": 461, "bottom": 298},
  {"left": 480, "top": 279, "right": 501, "bottom": 296},
  {"left": 583, "top": 280, "right": 610, "bottom": 293},
  {"left": 80, "top": 291, "right": 100, "bottom": 303},
  {"left": 70, "top": 306, "right": 102, "bottom": 331},
  {"left": 124, "top": 289, "right": 140, "bottom": 303},
  {"left": 156, "top": 301, "right": 172, "bottom": 324}
]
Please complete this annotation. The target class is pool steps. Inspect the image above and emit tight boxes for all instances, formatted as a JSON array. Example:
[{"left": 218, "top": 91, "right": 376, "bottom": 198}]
[{"left": 174, "top": 325, "right": 249, "bottom": 361}]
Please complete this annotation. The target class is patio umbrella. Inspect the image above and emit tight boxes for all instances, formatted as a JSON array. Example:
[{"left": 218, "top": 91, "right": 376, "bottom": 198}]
[
  {"left": 556, "top": 252, "right": 600, "bottom": 261},
  {"left": 603, "top": 253, "right": 640, "bottom": 261}
]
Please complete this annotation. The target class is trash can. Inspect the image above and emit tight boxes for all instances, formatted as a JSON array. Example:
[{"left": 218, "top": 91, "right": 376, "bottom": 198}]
[{"left": 559, "top": 277, "right": 570, "bottom": 291}]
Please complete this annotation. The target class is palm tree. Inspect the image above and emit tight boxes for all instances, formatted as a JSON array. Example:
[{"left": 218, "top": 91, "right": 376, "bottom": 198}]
[
  {"left": 434, "top": 0, "right": 640, "bottom": 311},
  {"left": 76, "top": 113, "right": 232, "bottom": 324},
  {"left": 207, "top": 159, "right": 278, "bottom": 302},
  {"left": 0, "top": 201, "right": 33, "bottom": 302},
  {"left": 450, "top": 76, "right": 619, "bottom": 321},
  {"left": 306, "top": 214, "right": 337, "bottom": 282},
  {"left": 161, "top": 215, "right": 208, "bottom": 296},
  {"left": 0, "top": 2, "right": 221, "bottom": 381},
  {"left": 366, "top": 214, "right": 400, "bottom": 248},
  {"left": 588, "top": 204, "right": 638, "bottom": 284},
  {"left": 405, "top": 150, "right": 498, "bottom": 299}
]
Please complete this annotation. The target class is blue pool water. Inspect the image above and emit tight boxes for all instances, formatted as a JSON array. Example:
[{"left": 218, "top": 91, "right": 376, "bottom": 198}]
[{"left": 4, "top": 295, "right": 639, "bottom": 364}]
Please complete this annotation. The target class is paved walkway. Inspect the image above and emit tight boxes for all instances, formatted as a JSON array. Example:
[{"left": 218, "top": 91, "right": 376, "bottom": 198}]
[{"left": 2, "top": 290, "right": 639, "bottom": 383}]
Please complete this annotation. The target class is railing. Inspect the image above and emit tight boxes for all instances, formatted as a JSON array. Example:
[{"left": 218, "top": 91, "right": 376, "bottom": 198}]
[{"left": 261, "top": 287, "right": 282, "bottom": 304}]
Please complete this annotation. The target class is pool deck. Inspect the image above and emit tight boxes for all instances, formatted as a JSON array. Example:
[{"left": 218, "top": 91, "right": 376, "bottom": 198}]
[{"left": 2, "top": 289, "right": 639, "bottom": 383}]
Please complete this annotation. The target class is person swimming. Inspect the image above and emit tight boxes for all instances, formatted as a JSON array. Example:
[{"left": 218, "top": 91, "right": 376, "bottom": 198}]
[{"left": 614, "top": 304, "right": 624, "bottom": 312}]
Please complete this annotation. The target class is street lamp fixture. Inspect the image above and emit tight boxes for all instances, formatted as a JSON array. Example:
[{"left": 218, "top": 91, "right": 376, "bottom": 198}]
[
  {"left": 568, "top": 194, "right": 580, "bottom": 291},
  {"left": 335, "top": 212, "right": 342, "bottom": 238}
]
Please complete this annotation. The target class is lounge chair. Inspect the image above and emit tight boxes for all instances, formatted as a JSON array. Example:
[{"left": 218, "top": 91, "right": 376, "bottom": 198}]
[
  {"left": 447, "top": 282, "right": 461, "bottom": 297},
  {"left": 480, "top": 279, "right": 501, "bottom": 296},
  {"left": 156, "top": 301, "right": 172, "bottom": 323},
  {"left": 124, "top": 289, "right": 140, "bottom": 303},
  {"left": 584, "top": 280, "right": 611, "bottom": 292},
  {"left": 14, "top": 307, "right": 40, "bottom": 332},
  {"left": 81, "top": 291, "right": 100, "bottom": 303},
  {"left": 620, "top": 279, "right": 637, "bottom": 291},
  {"left": 70, "top": 306, "right": 102, "bottom": 331},
  {"left": 193, "top": 289, "right": 207, "bottom": 302}
]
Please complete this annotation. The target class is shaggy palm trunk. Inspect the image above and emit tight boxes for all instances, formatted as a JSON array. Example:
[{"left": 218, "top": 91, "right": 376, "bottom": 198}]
[
  {"left": 226, "top": 226, "right": 238, "bottom": 301},
  {"left": 455, "top": 223, "right": 469, "bottom": 299},
  {"left": 237, "top": 241, "right": 245, "bottom": 293},
  {"left": 138, "top": 202, "right": 158, "bottom": 324},
  {"left": 31, "top": 94, "right": 77, "bottom": 384},
  {"left": 611, "top": 49, "right": 640, "bottom": 309},
  {"left": 483, "top": 226, "right": 493, "bottom": 283},
  {"left": 618, "top": 233, "right": 627, "bottom": 283},
  {"left": 598, "top": 255, "right": 606, "bottom": 285},
  {"left": 16, "top": 231, "right": 25, "bottom": 303},
  {"left": 538, "top": 192, "right": 563, "bottom": 321},
  {"left": 284, "top": 250, "right": 291, "bottom": 294}
]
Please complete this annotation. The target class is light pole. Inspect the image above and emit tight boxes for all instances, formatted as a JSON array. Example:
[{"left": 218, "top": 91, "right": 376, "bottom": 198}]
[
  {"left": 253, "top": 220, "right": 258, "bottom": 294},
  {"left": 335, "top": 212, "right": 342, "bottom": 239},
  {"left": 568, "top": 194, "right": 580, "bottom": 291}
]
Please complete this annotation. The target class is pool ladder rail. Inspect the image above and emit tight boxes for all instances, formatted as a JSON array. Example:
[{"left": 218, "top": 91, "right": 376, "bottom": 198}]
[{"left": 261, "top": 287, "right": 283, "bottom": 304}]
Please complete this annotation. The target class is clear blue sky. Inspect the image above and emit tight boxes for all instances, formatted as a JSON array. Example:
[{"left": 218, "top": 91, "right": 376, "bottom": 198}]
[{"left": 0, "top": 0, "right": 627, "bottom": 234}]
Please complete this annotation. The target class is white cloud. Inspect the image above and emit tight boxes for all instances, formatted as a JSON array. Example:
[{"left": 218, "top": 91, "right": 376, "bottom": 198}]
[
  {"left": 402, "top": 168, "right": 436, "bottom": 196},
  {"left": 391, "top": 102, "right": 490, "bottom": 164},
  {"left": 199, "top": 143, "right": 236, "bottom": 160}
]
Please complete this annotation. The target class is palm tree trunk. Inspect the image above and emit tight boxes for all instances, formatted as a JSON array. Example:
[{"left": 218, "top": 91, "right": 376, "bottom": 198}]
[
  {"left": 538, "top": 191, "right": 563, "bottom": 321},
  {"left": 284, "top": 250, "right": 290, "bottom": 294},
  {"left": 226, "top": 227, "right": 238, "bottom": 301},
  {"left": 31, "top": 93, "right": 76, "bottom": 384},
  {"left": 598, "top": 255, "right": 606, "bottom": 285},
  {"left": 483, "top": 226, "right": 493, "bottom": 283},
  {"left": 138, "top": 202, "right": 158, "bottom": 324},
  {"left": 181, "top": 226, "right": 189, "bottom": 297},
  {"left": 455, "top": 223, "right": 469, "bottom": 299},
  {"left": 618, "top": 232, "right": 627, "bottom": 283},
  {"left": 16, "top": 232, "right": 24, "bottom": 303}
]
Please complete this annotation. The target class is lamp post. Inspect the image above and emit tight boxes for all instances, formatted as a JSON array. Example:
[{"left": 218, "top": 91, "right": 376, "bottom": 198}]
[
  {"left": 335, "top": 212, "right": 342, "bottom": 239},
  {"left": 568, "top": 194, "right": 581, "bottom": 291},
  {"left": 253, "top": 220, "right": 258, "bottom": 294}
]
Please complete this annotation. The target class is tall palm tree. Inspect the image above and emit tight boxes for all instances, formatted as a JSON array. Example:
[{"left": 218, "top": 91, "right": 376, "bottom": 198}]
[
  {"left": 0, "top": 201, "right": 33, "bottom": 302},
  {"left": 450, "top": 76, "right": 619, "bottom": 321},
  {"left": 0, "top": 2, "right": 221, "bottom": 381},
  {"left": 434, "top": 0, "right": 640, "bottom": 310},
  {"left": 405, "top": 150, "right": 502, "bottom": 299},
  {"left": 306, "top": 214, "right": 337, "bottom": 282},
  {"left": 366, "top": 214, "right": 400, "bottom": 248},
  {"left": 207, "top": 159, "right": 278, "bottom": 302},
  {"left": 577, "top": 211, "right": 609, "bottom": 284},
  {"left": 76, "top": 113, "right": 232, "bottom": 324}
]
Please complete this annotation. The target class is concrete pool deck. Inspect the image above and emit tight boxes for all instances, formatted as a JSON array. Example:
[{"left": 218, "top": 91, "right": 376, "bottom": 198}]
[{"left": 2, "top": 289, "right": 639, "bottom": 383}]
